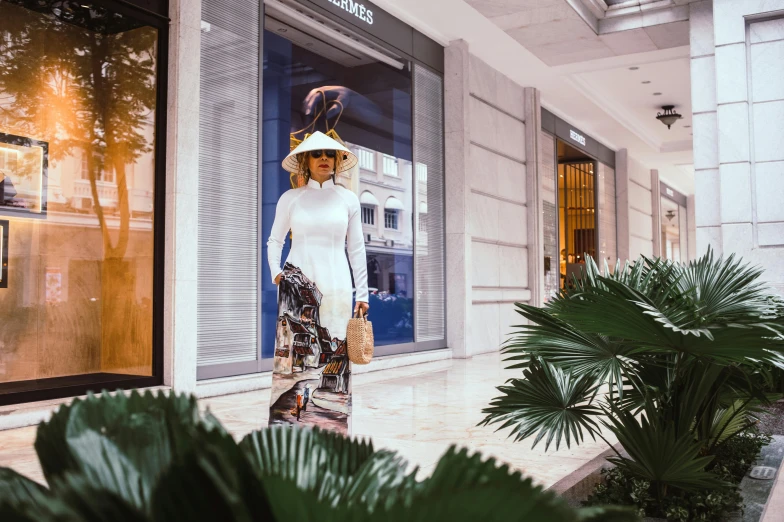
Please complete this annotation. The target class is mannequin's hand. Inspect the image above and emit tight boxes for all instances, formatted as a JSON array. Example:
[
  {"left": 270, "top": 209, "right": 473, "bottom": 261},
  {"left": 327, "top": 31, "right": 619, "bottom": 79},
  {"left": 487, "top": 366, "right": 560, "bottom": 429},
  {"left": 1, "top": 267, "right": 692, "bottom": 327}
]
[
  {"left": 354, "top": 301, "right": 369, "bottom": 316},
  {"left": 274, "top": 273, "right": 282, "bottom": 285}
]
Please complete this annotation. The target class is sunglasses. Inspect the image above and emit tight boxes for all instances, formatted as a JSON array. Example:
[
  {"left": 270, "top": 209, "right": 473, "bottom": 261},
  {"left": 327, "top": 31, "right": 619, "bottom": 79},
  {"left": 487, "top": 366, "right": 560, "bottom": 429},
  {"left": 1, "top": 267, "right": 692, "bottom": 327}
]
[{"left": 308, "top": 150, "right": 337, "bottom": 159}]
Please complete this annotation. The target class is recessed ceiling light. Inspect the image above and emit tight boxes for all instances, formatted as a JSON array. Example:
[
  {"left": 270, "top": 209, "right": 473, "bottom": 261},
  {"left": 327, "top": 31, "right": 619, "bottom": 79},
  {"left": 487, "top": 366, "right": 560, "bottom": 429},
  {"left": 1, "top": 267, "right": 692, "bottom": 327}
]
[
  {"left": 684, "top": 125, "right": 691, "bottom": 128},
  {"left": 653, "top": 92, "right": 662, "bottom": 96},
  {"left": 642, "top": 80, "right": 651, "bottom": 84},
  {"left": 629, "top": 66, "right": 639, "bottom": 70},
  {"left": 278, "top": 28, "right": 287, "bottom": 32}
]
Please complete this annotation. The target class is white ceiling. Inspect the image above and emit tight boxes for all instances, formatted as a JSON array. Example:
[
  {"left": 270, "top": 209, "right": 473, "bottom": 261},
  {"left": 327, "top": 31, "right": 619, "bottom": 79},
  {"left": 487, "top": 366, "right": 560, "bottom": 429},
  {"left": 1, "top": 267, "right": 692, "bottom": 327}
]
[{"left": 371, "top": 0, "right": 695, "bottom": 195}]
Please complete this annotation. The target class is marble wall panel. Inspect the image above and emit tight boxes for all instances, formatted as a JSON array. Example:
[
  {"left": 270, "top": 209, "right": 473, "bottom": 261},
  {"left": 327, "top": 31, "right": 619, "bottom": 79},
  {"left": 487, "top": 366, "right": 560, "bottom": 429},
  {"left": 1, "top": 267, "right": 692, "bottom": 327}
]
[
  {"left": 751, "top": 40, "right": 784, "bottom": 102},
  {"left": 630, "top": 234, "right": 654, "bottom": 258},
  {"left": 694, "top": 169, "right": 721, "bottom": 227},
  {"left": 498, "top": 200, "right": 528, "bottom": 246},
  {"left": 468, "top": 97, "right": 525, "bottom": 163},
  {"left": 696, "top": 225, "right": 722, "bottom": 255},
  {"left": 628, "top": 181, "right": 653, "bottom": 215},
  {"left": 630, "top": 209, "right": 654, "bottom": 242},
  {"left": 755, "top": 161, "right": 784, "bottom": 223},
  {"left": 717, "top": 103, "right": 751, "bottom": 164},
  {"left": 690, "top": 0, "right": 715, "bottom": 57},
  {"left": 758, "top": 222, "right": 784, "bottom": 246},
  {"left": 750, "top": 17, "right": 784, "bottom": 43},
  {"left": 753, "top": 101, "right": 784, "bottom": 162},
  {"left": 628, "top": 157, "right": 652, "bottom": 189},
  {"left": 498, "top": 245, "right": 528, "bottom": 288},
  {"left": 691, "top": 55, "right": 717, "bottom": 114},
  {"left": 468, "top": 55, "right": 524, "bottom": 121},
  {"left": 721, "top": 222, "right": 754, "bottom": 258},
  {"left": 468, "top": 302, "right": 501, "bottom": 356},
  {"left": 719, "top": 162, "right": 752, "bottom": 223},
  {"left": 471, "top": 240, "right": 500, "bottom": 287},
  {"left": 469, "top": 192, "right": 499, "bottom": 241},
  {"left": 692, "top": 112, "right": 720, "bottom": 170},
  {"left": 715, "top": 44, "right": 748, "bottom": 104}
]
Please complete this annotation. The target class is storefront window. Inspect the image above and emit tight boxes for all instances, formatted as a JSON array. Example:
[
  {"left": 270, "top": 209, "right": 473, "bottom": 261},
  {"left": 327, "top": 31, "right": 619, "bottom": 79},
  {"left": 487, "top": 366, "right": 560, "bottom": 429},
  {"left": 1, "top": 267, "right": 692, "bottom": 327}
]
[
  {"left": 0, "top": 1, "right": 161, "bottom": 398},
  {"left": 261, "top": 28, "right": 414, "bottom": 354}
]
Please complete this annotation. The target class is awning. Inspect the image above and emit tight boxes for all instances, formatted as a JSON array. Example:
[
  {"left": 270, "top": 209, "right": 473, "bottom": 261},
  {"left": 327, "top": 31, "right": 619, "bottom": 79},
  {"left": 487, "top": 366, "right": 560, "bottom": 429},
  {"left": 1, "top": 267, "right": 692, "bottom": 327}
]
[
  {"left": 385, "top": 196, "right": 404, "bottom": 210},
  {"left": 419, "top": 201, "right": 427, "bottom": 213},
  {"left": 359, "top": 191, "right": 379, "bottom": 206}
]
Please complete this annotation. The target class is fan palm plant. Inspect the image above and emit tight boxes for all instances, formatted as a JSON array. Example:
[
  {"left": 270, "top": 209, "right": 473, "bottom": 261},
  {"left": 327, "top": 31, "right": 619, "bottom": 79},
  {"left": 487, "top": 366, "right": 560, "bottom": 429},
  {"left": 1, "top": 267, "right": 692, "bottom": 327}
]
[
  {"left": 0, "top": 390, "right": 636, "bottom": 522},
  {"left": 481, "top": 249, "right": 784, "bottom": 501}
]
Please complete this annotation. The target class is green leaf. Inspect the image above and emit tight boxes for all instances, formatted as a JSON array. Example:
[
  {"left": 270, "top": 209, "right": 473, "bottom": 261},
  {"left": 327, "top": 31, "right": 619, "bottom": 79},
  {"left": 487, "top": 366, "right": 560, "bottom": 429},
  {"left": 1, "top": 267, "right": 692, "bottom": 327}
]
[
  {"left": 603, "top": 409, "right": 728, "bottom": 492},
  {"left": 481, "top": 362, "right": 602, "bottom": 450},
  {"left": 35, "top": 389, "right": 226, "bottom": 511}
]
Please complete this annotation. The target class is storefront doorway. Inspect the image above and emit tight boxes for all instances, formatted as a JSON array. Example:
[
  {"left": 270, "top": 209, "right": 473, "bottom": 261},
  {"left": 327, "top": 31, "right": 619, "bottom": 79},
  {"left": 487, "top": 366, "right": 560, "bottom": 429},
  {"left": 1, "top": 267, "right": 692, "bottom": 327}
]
[
  {"left": 659, "top": 183, "right": 688, "bottom": 263},
  {"left": 557, "top": 140, "right": 597, "bottom": 289},
  {"left": 541, "top": 110, "right": 616, "bottom": 302}
]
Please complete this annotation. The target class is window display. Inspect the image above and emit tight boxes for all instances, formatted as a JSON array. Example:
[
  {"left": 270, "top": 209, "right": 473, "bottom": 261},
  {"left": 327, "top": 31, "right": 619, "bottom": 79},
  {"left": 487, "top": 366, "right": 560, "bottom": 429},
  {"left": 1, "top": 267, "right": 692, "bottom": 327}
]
[
  {"left": 262, "top": 26, "right": 414, "bottom": 353},
  {"left": 0, "top": 0, "right": 162, "bottom": 401}
]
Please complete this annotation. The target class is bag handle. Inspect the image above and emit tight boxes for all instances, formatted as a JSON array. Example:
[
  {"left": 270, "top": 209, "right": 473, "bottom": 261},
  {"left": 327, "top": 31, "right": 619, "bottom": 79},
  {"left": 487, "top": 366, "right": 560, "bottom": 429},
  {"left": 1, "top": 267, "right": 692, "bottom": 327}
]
[{"left": 353, "top": 308, "right": 368, "bottom": 320}]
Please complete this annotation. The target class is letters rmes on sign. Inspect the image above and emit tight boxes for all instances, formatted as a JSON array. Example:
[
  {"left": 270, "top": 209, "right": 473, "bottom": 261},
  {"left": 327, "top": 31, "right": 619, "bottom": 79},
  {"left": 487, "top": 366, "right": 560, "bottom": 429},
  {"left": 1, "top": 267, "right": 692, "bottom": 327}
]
[{"left": 329, "top": 0, "right": 374, "bottom": 24}]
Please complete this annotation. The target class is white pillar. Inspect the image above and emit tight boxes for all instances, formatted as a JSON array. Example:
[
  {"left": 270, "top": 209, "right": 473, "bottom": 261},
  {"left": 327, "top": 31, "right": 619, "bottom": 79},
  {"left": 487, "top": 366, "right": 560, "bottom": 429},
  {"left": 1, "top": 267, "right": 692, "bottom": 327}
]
[
  {"left": 444, "top": 40, "right": 472, "bottom": 359},
  {"left": 163, "top": 0, "right": 201, "bottom": 392}
]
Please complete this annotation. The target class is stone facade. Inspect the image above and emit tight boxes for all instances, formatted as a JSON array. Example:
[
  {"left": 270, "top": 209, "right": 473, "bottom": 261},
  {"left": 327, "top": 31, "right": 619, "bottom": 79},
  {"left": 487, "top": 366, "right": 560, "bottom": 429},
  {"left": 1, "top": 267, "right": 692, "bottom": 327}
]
[{"left": 690, "top": 0, "right": 784, "bottom": 294}]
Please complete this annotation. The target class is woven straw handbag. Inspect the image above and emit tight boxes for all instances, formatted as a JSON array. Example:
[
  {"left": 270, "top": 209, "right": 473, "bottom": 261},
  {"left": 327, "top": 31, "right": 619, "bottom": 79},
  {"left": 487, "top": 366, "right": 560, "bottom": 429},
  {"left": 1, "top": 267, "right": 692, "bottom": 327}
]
[{"left": 347, "top": 310, "right": 374, "bottom": 365}]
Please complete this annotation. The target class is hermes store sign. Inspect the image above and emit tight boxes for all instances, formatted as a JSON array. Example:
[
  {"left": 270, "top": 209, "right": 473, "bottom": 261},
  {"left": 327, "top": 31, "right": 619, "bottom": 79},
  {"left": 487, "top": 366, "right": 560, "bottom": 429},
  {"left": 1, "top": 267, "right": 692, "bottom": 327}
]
[
  {"left": 569, "top": 129, "right": 586, "bottom": 147},
  {"left": 325, "top": 0, "right": 374, "bottom": 24}
]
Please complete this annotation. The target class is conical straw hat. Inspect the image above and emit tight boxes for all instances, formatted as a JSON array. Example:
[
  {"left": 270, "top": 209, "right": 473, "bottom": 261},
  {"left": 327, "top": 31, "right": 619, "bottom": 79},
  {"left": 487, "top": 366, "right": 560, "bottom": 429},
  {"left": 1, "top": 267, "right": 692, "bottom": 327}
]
[{"left": 282, "top": 131, "right": 358, "bottom": 174}]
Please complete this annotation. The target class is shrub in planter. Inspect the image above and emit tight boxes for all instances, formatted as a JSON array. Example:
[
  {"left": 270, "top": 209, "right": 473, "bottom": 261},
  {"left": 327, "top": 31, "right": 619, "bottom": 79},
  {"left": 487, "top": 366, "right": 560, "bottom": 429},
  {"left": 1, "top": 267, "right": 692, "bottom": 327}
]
[
  {"left": 0, "top": 390, "right": 636, "bottom": 522},
  {"left": 481, "top": 250, "right": 784, "bottom": 518}
]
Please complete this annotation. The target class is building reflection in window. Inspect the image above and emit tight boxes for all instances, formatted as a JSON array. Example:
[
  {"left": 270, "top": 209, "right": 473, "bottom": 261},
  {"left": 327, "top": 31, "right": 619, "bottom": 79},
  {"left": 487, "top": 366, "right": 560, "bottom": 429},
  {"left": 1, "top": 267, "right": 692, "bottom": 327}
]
[{"left": 0, "top": 2, "right": 159, "bottom": 388}]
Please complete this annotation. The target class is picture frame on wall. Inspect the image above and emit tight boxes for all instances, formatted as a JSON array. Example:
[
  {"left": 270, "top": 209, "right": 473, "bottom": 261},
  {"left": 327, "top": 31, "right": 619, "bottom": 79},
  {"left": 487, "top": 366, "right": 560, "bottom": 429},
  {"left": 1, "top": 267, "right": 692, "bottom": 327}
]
[
  {"left": 0, "top": 219, "right": 8, "bottom": 288},
  {"left": 0, "top": 132, "right": 48, "bottom": 218}
]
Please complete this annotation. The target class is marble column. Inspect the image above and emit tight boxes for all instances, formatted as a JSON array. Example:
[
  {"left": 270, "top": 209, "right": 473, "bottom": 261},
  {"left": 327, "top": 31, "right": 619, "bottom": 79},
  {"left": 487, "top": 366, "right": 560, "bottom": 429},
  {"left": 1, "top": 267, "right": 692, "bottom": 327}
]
[
  {"left": 164, "top": 0, "right": 201, "bottom": 392},
  {"left": 690, "top": 0, "right": 784, "bottom": 293},
  {"left": 444, "top": 40, "right": 472, "bottom": 359},
  {"left": 525, "top": 87, "right": 543, "bottom": 307}
]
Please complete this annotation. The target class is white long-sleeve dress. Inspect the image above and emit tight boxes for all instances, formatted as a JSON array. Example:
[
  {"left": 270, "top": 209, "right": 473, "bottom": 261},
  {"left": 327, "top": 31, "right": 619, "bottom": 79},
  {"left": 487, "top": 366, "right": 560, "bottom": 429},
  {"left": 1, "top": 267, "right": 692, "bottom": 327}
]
[{"left": 266, "top": 177, "right": 368, "bottom": 434}]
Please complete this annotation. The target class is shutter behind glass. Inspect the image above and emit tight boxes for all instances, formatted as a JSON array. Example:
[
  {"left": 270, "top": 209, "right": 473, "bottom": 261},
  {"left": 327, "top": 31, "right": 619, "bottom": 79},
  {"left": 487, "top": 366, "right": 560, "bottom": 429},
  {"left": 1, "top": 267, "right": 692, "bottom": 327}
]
[
  {"left": 413, "top": 65, "right": 446, "bottom": 342},
  {"left": 197, "top": 0, "right": 260, "bottom": 369}
]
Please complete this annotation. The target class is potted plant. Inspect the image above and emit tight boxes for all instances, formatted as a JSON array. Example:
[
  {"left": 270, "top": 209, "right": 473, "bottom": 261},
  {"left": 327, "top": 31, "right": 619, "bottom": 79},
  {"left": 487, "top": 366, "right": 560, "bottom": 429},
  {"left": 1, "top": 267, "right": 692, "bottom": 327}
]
[{"left": 481, "top": 250, "right": 783, "bottom": 520}]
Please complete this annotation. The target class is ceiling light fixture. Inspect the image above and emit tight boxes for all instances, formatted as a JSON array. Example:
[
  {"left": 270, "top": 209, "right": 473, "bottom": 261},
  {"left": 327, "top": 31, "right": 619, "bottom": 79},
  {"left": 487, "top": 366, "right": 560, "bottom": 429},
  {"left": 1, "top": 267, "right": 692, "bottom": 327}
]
[
  {"left": 629, "top": 66, "right": 639, "bottom": 70},
  {"left": 642, "top": 80, "right": 651, "bottom": 84},
  {"left": 653, "top": 92, "right": 662, "bottom": 96},
  {"left": 665, "top": 210, "right": 676, "bottom": 222},
  {"left": 657, "top": 105, "right": 683, "bottom": 129}
]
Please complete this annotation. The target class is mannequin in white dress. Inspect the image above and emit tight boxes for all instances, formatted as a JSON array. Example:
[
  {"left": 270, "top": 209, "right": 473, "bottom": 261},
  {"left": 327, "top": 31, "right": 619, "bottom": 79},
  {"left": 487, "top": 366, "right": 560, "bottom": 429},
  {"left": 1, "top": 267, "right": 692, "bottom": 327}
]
[{"left": 267, "top": 131, "right": 368, "bottom": 434}]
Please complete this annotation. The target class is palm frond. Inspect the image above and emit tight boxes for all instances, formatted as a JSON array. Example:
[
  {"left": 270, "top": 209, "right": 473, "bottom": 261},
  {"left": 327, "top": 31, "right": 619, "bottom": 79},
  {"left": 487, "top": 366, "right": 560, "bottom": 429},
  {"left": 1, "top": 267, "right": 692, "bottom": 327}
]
[
  {"left": 480, "top": 363, "right": 603, "bottom": 451},
  {"left": 603, "top": 409, "right": 728, "bottom": 493}
]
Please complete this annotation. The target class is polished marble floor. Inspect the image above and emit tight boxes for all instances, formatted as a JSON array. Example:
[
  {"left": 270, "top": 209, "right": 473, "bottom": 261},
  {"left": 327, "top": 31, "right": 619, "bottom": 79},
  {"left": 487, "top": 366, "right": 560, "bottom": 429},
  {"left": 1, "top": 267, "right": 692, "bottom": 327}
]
[{"left": 0, "top": 352, "right": 617, "bottom": 487}]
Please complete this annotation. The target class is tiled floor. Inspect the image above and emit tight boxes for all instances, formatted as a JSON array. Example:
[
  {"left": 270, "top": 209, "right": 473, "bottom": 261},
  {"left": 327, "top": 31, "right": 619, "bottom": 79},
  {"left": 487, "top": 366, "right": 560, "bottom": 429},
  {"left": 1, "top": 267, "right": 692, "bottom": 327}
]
[{"left": 0, "top": 353, "right": 618, "bottom": 488}]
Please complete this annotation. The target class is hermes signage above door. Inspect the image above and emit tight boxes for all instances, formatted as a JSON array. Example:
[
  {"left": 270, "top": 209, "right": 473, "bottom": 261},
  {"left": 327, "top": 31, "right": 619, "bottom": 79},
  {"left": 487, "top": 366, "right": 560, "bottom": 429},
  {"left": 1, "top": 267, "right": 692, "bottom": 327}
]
[
  {"left": 325, "top": 0, "right": 374, "bottom": 24},
  {"left": 569, "top": 129, "right": 586, "bottom": 147}
]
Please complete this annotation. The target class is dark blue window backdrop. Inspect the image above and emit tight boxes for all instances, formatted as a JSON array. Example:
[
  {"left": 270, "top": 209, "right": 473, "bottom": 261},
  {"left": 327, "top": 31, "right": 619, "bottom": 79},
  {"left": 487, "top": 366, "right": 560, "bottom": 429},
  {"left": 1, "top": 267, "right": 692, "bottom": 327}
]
[{"left": 261, "top": 29, "right": 414, "bottom": 358}]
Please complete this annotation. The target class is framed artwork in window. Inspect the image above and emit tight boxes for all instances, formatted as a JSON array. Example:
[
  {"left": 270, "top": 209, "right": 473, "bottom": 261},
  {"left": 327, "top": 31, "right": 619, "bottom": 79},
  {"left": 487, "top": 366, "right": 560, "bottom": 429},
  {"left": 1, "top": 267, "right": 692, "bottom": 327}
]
[{"left": 0, "top": 132, "right": 48, "bottom": 217}]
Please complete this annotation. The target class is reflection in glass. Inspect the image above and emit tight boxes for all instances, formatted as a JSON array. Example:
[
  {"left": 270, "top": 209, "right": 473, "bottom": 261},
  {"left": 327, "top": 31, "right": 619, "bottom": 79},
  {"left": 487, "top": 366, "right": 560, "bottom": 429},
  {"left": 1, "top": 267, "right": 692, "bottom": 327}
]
[
  {"left": 0, "top": 1, "right": 158, "bottom": 388},
  {"left": 0, "top": 133, "right": 47, "bottom": 215},
  {"left": 262, "top": 28, "right": 414, "bottom": 355}
]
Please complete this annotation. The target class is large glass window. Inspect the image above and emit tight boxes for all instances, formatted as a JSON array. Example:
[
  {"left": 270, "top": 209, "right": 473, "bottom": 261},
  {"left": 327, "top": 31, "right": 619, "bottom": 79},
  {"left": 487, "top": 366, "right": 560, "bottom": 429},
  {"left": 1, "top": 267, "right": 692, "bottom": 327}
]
[
  {"left": 261, "top": 26, "right": 414, "bottom": 354},
  {"left": 0, "top": 1, "right": 162, "bottom": 399}
]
